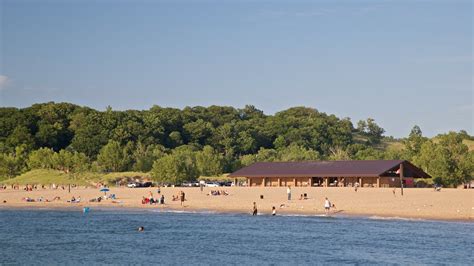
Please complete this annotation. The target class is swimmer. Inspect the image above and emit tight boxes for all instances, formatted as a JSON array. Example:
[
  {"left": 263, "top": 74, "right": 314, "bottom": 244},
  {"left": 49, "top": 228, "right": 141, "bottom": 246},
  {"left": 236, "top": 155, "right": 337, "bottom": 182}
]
[{"left": 138, "top": 226, "right": 145, "bottom": 232}]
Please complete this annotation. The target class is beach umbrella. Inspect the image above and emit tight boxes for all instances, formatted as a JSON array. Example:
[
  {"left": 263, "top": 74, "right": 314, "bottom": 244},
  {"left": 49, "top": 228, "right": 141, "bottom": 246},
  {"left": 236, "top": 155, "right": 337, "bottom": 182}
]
[{"left": 100, "top": 188, "right": 110, "bottom": 195}]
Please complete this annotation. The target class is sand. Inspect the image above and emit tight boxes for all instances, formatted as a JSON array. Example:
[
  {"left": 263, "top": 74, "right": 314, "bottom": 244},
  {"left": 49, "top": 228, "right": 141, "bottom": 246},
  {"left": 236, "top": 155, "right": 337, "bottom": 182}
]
[{"left": 0, "top": 186, "right": 473, "bottom": 221}]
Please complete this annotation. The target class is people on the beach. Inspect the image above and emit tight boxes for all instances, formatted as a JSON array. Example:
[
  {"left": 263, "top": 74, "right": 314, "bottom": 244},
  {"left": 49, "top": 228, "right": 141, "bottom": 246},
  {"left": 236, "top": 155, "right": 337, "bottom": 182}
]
[
  {"left": 180, "top": 191, "right": 185, "bottom": 206},
  {"left": 299, "top": 193, "right": 308, "bottom": 200},
  {"left": 272, "top": 206, "right": 276, "bottom": 216},
  {"left": 208, "top": 190, "right": 229, "bottom": 196},
  {"left": 252, "top": 202, "right": 258, "bottom": 216},
  {"left": 160, "top": 195, "right": 165, "bottom": 204},
  {"left": 138, "top": 226, "right": 144, "bottom": 232},
  {"left": 354, "top": 182, "right": 359, "bottom": 192},
  {"left": 287, "top": 186, "right": 291, "bottom": 201},
  {"left": 324, "top": 197, "right": 331, "bottom": 215}
]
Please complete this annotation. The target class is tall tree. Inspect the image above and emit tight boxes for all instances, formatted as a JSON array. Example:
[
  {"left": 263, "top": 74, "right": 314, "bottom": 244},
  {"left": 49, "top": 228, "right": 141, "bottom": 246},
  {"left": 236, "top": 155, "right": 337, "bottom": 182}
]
[
  {"left": 196, "top": 146, "right": 224, "bottom": 176},
  {"left": 97, "top": 140, "right": 127, "bottom": 172}
]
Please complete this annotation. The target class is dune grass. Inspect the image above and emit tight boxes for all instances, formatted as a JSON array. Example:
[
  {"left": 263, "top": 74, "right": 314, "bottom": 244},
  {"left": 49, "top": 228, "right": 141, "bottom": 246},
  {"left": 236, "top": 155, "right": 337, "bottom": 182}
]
[
  {"left": 2, "top": 169, "right": 150, "bottom": 186},
  {"left": 462, "top": 139, "right": 474, "bottom": 151},
  {"left": 2, "top": 169, "right": 89, "bottom": 185}
]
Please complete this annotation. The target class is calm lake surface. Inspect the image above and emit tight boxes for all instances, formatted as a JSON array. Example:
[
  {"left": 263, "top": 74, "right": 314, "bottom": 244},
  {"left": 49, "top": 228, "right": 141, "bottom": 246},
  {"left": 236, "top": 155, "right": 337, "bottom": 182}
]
[{"left": 0, "top": 209, "right": 473, "bottom": 265}]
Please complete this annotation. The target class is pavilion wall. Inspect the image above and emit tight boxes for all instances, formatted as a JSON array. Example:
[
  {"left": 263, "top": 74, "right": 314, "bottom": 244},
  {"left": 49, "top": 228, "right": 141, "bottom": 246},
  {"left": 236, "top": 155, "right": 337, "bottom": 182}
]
[
  {"left": 247, "top": 177, "right": 312, "bottom": 187},
  {"left": 247, "top": 176, "right": 416, "bottom": 188}
]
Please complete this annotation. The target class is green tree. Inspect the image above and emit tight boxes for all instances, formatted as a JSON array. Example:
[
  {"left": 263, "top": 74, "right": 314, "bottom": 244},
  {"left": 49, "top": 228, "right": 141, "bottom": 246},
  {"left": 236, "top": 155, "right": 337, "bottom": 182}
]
[
  {"left": 183, "top": 119, "right": 214, "bottom": 145},
  {"left": 70, "top": 111, "right": 109, "bottom": 158},
  {"left": 0, "top": 145, "right": 28, "bottom": 180},
  {"left": 403, "top": 125, "right": 427, "bottom": 160},
  {"left": 132, "top": 143, "right": 166, "bottom": 172},
  {"left": 97, "top": 140, "right": 127, "bottom": 172},
  {"left": 413, "top": 141, "right": 451, "bottom": 185},
  {"left": 6, "top": 126, "right": 35, "bottom": 151},
  {"left": 151, "top": 147, "right": 198, "bottom": 184},
  {"left": 28, "top": 148, "right": 55, "bottom": 169},
  {"left": 196, "top": 146, "right": 223, "bottom": 176},
  {"left": 273, "top": 135, "right": 286, "bottom": 150},
  {"left": 278, "top": 144, "right": 320, "bottom": 161},
  {"left": 328, "top": 147, "right": 351, "bottom": 160},
  {"left": 168, "top": 131, "right": 183, "bottom": 148}
]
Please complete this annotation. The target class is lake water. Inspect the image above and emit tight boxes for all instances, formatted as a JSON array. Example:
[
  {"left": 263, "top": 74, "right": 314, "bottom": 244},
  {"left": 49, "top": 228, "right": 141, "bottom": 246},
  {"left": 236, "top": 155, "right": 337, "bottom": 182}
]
[{"left": 0, "top": 208, "right": 473, "bottom": 265}]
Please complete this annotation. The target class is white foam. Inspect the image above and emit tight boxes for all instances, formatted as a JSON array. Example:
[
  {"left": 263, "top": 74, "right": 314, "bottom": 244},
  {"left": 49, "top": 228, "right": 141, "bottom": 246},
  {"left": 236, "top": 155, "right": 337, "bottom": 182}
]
[
  {"left": 368, "top": 216, "right": 425, "bottom": 222},
  {"left": 148, "top": 209, "right": 216, "bottom": 214}
]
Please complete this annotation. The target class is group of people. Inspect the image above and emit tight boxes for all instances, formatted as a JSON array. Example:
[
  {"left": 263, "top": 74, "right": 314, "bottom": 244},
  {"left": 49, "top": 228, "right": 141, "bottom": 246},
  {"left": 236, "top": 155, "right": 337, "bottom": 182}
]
[
  {"left": 251, "top": 186, "right": 337, "bottom": 216},
  {"left": 142, "top": 191, "right": 165, "bottom": 205},
  {"left": 252, "top": 203, "right": 277, "bottom": 216},
  {"left": 207, "top": 190, "right": 229, "bottom": 196},
  {"left": 171, "top": 191, "right": 186, "bottom": 206},
  {"left": 21, "top": 196, "right": 61, "bottom": 202},
  {"left": 68, "top": 196, "right": 81, "bottom": 203}
]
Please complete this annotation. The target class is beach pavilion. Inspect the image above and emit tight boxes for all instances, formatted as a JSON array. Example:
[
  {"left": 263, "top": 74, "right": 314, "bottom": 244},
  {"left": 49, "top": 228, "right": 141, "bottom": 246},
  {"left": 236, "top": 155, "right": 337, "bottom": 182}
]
[{"left": 228, "top": 160, "right": 431, "bottom": 188}]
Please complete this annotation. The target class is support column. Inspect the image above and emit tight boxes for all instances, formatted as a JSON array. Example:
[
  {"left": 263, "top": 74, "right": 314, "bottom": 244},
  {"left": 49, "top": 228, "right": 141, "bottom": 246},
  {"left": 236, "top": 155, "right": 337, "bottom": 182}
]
[
  {"left": 248, "top": 178, "right": 252, "bottom": 187},
  {"left": 308, "top": 177, "right": 312, "bottom": 187},
  {"left": 337, "top": 177, "right": 341, "bottom": 187},
  {"left": 293, "top": 178, "right": 297, "bottom": 187},
  {"left": 399, "top": 163, "right": 404, "bottom": 196},
  {"left": 278, "top": 178, "right": 281, "bottom": 187},
  {"left": 324, "top": 177, "right": 329, "bottom": 187},
  {"left": 359, "top": 177, "right": 362, "bottom": 187},
  {"left": 262, "top": 177, "right": 266, "bottom": 187},
  {"left": 376, "top": 177, "right": 380, "bottom": 188}
]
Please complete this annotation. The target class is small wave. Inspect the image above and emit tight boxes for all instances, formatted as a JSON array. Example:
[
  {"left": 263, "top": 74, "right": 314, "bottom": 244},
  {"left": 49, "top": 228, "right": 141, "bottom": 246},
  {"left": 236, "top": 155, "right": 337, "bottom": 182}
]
[
  {"left": 279, "top": 213, "right": 336, "bottom": 218},
  {"left": 148, "top": 209, "right": 217, "bottom": 214},
  {"left": 368, "top": 216, "right": 426, "bottom": 222}
]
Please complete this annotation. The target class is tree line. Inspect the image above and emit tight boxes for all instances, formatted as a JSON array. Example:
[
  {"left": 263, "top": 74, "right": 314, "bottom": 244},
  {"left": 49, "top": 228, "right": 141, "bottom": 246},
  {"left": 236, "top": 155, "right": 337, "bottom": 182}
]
[{"left": 0, "top": 102, "right": 472, "bottom": 186}]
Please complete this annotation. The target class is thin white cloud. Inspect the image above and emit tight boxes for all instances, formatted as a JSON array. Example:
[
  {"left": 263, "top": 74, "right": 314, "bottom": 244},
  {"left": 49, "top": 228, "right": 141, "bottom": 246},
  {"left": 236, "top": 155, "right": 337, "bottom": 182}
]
[{"left": 0, "top": 75, "right": 9, "bottom": 90}]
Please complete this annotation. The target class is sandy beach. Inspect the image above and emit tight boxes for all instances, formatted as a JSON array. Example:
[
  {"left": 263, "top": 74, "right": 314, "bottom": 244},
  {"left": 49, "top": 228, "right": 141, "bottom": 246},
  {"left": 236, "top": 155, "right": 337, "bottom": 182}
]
[{"left": 0, "top": 186, "right": 473, "bottom": 221}]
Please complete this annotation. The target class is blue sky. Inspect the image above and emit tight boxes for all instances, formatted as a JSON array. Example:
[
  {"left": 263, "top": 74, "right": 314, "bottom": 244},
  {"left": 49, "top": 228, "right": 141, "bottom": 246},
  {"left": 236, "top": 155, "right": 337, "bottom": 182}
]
[{"left": 0, "top": 0, "right": 472, "bottom": 137}]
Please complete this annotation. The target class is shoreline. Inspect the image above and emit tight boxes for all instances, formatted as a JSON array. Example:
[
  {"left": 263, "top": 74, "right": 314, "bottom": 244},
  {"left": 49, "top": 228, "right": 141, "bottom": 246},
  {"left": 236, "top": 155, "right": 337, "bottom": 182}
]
[
  {"left": 1, "top": 187, "right": 473, "bottom": 222},
  {"left": 1, "top": 202, "right": 472, "bottom": 223}
]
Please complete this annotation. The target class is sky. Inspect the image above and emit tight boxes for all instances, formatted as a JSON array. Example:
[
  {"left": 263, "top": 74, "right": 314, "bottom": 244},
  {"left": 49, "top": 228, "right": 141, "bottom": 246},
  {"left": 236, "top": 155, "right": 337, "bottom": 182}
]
[{"left": 0, "top": 0, "right": 472, "bottom": 137}]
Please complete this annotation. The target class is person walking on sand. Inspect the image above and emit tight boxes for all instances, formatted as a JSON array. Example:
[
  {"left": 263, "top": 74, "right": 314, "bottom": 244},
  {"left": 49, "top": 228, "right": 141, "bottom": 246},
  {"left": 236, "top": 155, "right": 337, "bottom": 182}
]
[
  {"left": 272, "top": 206, "right": 276, "bottom": 216},
  {"left": 324, "top": 197, "right": 331, "bottom": 215},
  {"left": 287, "top": 186, "right": 292, "bottom": 201},
  {"left": 252, "top": 202, "right": 258, "bottom": 216}
]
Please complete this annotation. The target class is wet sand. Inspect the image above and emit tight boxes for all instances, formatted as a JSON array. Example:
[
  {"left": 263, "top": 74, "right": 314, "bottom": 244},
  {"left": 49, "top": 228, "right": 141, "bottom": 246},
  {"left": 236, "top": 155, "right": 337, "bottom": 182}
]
[{"left": 1, "top": 186, "right": 473, "bottom": 221}]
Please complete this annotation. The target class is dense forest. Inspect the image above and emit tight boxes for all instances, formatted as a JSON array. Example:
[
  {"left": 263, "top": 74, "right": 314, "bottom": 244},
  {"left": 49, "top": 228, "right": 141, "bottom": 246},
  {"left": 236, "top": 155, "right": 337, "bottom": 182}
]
[{"left": 0, "top": 102, "right": 472, "bottom": 187}]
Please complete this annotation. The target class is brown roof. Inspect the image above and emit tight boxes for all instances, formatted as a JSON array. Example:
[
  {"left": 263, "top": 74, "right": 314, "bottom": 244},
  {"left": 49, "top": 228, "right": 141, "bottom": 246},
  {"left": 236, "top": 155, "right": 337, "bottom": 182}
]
[{"left": 228, "top": 160, "right": 431, "bottom": 178}]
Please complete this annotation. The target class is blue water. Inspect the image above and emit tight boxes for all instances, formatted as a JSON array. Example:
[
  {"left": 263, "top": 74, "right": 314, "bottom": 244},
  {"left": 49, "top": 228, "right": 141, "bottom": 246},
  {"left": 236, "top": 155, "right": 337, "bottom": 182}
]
[{"left": 0, "top": 209, "right": 473, "bottom": 265}]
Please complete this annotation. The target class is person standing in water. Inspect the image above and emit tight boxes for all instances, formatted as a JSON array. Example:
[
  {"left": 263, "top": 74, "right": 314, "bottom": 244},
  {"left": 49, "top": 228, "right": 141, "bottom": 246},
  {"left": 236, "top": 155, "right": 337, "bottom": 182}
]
[
  {"left": 324, "top": 197, "right": 331, "bottom": 215},
  {"left": 272, "top": 206, "right": 276, "bottom": 216},
  {"left": 252, "top": 202, "right": 258, "bottom": 216},
  {"left": 287, "top": 186, "right": 292, "bottom": 201}
]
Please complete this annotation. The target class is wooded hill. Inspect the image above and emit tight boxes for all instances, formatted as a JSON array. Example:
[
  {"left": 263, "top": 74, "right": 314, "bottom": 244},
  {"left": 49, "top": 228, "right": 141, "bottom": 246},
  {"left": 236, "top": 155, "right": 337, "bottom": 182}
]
[{"left": 0, "top": 102, "right": 472, "bottom": 187}]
